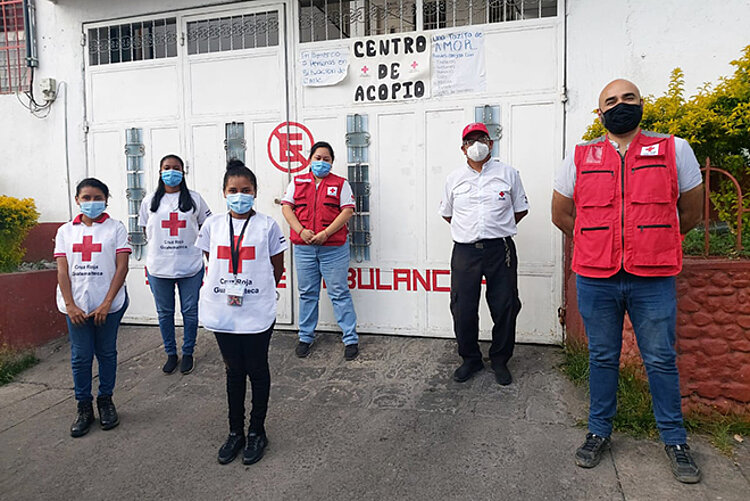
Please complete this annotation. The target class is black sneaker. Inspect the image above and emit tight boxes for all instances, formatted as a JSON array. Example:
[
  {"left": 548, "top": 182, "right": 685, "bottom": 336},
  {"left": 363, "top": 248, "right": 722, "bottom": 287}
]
[
  {"left": 180, "top": 355, "right": 194, "bottom": 375},
  {"left": 665, "top": 444, "right": 702, "bottom": 483},
  {"left": 243, "top": 432, "right": 268, "bottom": 465},
  {"left": 295, "top": 341, "right": 312, "bottom": 358},
  {"left": 70, "top": 401, "right": 94, "bottom": 438},
  {"left": 96, "top": 395, "right": 119, "bottom": 431},
  {"left": 491, "top": 362, "right": 512, "bottom": 386},
  {"left": 575, "top": 433, "right": 610, "bottom": 468},
  {"left": 344, "top": 343, "right": 359, "bottom": 361},
  {"left": 452, "top": 360, "right": 483, "bottom": 382},
  {"left": 163, "top": 354, "right": 179, "bottom": 374},
  {"left": 218, "top": 432, "right": 245, "bottom": 465}
]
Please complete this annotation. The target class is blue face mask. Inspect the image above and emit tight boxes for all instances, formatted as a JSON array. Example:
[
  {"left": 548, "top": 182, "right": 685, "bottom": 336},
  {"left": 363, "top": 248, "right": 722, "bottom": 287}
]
[
  {"left": 161, "top": 169, "right": 183, "bottom": 187},
  {"left": 79, "top": 201, "right": 106, "bottom": 220},
  {"left": 310, "top": 160, "right": 332, "bottom": 178},
  {"left": 226, "top": 193, "right": 254, "bottom": 214}
]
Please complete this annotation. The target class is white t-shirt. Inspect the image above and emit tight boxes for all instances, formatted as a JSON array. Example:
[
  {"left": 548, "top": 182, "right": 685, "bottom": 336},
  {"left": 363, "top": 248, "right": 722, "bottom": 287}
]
[
  {"left": 282, "top": 178, "right": 356, "bottom": 208},
  {"left": 54, "top": 214, "right": 132, "bottom": 315},
  {"left": 554, "top": 136, "right": 702, "bottom": 198},
  {"left": 138, "top": 190, "right": 212, "bottom": 278},
  {"left": 439, "top": 158, "right": 530, "bottom": 243},
  {"left": 195, "top": 211, "right": 287, "bottom": 334}
]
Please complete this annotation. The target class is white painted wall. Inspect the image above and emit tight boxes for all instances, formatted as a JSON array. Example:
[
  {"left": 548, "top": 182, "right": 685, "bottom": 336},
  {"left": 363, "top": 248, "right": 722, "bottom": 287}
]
[{"left": 565, "top": 0, "right": 750, "bottom": 151}]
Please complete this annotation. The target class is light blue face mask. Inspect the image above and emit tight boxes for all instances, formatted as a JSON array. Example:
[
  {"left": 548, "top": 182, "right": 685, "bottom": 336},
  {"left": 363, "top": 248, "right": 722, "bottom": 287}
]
[
  {"left": 79, "top": 201, "right": 106, "bottom": 220},
  {"left": 226, "top": 193, "right": 255, "bottom": 214},
  {"left": 161, "top": 169, "right": 183, "bottom": 187},
  {"left": 310, "top": 160, "right": 332, "bottom": 178}
]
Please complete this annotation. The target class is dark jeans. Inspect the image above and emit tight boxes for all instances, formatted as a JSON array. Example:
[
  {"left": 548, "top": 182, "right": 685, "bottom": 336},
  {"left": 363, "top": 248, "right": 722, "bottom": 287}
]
[
  {"left": 214, "top": 325, "right": 273, "bottom": 435},
  {"left": 450, "top": 238, "right": 521, "bottom": 365}
]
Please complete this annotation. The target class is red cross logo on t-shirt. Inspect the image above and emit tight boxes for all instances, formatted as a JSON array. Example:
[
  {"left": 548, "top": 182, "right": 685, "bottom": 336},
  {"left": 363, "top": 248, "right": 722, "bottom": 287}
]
[
  {"left": 216, "top": 236, "right": 256, "bottom": 273},
  {"left": 161, "top": 212, "right": 186, "bottom": 236},
  {"left": 72, "top": 235, "right": 102, "bottom": 262}
]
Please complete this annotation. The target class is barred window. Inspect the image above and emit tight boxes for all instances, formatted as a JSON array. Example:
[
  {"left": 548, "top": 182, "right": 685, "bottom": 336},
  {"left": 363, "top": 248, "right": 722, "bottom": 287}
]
[
  {"left": 88, "top": 18, "right": 178, "bottom": 66},
  {"left": 0, "top": 0, "right": 28, "bottom": 94},
  {"left": 300, "top": 0, "right": 556, "bottom": 43},
  {"left": 186, "top": 12, "right": 279, "bottom": 55}
]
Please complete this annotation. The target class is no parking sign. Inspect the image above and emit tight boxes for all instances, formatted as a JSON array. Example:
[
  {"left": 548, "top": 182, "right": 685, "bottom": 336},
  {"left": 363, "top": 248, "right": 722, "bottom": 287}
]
[{"left": 267, "top": 121, "right": 315, "bottom": 173}]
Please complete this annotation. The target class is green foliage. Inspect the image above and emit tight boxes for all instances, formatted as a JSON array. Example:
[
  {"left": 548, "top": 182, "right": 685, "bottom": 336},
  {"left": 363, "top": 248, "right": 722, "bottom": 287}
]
[
  {"left": 0, "top": 196, "right": 39, "bottom": 273},
  {"left": 562, "top": 344, "right": 750, "bottom": 453},
  {"left": 0, "top": 344, "right": 38, "bottom": 386},
  {"left": 583, "top": 46, "right": 750, "bottom": 248},
  {"left": 682, "top": 226, "right": 750, "bottom": 258}
]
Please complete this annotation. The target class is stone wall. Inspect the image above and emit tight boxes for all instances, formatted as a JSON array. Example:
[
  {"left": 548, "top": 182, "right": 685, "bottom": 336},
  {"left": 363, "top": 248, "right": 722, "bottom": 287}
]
[{"left": 565, "top": 255, "right": 750, "bottom": 416}]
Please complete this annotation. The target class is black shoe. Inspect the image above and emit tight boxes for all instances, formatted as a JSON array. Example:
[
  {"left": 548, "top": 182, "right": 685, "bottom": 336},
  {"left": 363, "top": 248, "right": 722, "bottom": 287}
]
[
  {"left": 70, "top": 401, "right": 95, "bottom": 438},
  {"left": 243, "top": 432, "right": 268, "bottom": 465},
  {"left": 96, "top": 395, "right": 119, "bottom": 430},
  {"left": 665, "top": 444, "right": 702, "bottom": 483},
  {"left": 180, "top": 355, "right": 194, "bottom": 375},
  {"left": 452, "top": 360, "right": 483, "bottom": 382},
  {"left": 162, "top": 354, "right": 179, "bottom": 374},
  {"left": 491, "top": 362, "right": 512, "bottom": 385},
  {"left": 295, "top": 341, "right": 312, "bottom": 358},
  {"left": 218, "top": 432, "right": 245, "bottom": 465},
  {"left": 344, "top": 343, "right": 359, "bottom": 361},
  {"left": 575, "top": 433, "right": 610, "bottom": 468}
]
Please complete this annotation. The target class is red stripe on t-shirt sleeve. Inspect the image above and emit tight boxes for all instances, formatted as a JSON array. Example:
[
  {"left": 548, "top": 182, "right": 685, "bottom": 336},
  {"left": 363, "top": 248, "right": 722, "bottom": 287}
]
[
  {"left": 116, "top": 248, "right": 132, "bottom": 254},
  {"left": 53, "top": 252, "right": 66, "bottom": 258}
]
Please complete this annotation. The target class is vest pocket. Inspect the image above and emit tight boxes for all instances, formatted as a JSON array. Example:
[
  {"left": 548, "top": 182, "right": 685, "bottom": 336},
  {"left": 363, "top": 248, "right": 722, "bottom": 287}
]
[
  {"left": 577, "top": 170, "right": 616, "bottom": 207},
  {"left": 631, "top": 224, "right": 678, "bottom": 266},
  {"left": 629, "top": 164, "right": 672, "bottom": 203},
  {"left": 575, "top": 225, "right": 615, "bottom": 268}
]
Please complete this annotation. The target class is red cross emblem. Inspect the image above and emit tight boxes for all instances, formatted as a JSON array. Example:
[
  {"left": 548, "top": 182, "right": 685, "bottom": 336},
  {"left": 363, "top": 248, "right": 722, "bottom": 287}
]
[
  {"left": 216, "top": 236, "right": 256, "bottom": 273},
  {"left": 411, "top": 61, "right": 418, "bottom": 69},
  {"left": 72, "top": 235, "right": 102, "bottom": 262},
  {"left": 361, "top": 65, "right": 369, "bottom": 74},
  {"left": 161, "top": 212, "right": 187, "bottom": 236}
]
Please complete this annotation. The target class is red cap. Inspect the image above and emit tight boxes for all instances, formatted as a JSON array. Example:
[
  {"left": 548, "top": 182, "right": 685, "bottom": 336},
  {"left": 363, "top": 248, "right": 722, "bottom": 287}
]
[{"left": 462, "top": 122, "right": 489, "bottom": 139}]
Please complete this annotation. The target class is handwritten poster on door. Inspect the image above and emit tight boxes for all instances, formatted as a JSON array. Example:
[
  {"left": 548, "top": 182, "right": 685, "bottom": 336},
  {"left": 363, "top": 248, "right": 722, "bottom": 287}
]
[
  {"left": 300, "top": 47, "right": 349, "bottom": 87},
  {"left": 351, "top": 33, "right": 431, "bottom": 103},
  {"left": 431, "top": 29, "right": 486, "bottom": 97}
]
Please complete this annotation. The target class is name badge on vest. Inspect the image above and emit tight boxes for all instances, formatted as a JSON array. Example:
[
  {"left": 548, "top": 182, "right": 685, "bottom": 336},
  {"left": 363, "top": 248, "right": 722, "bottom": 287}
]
[
  {"left": 640, "top": 144, "right": 660, "bottom": 156},
  {"left": 225, "top": 278, "right": 245, "bottom": 306}
]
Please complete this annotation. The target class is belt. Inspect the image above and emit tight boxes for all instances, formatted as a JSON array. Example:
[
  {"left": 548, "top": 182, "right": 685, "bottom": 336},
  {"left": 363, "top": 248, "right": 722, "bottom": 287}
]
[{"left": 455, "top": 237, "right": 514, "bottom": 267}]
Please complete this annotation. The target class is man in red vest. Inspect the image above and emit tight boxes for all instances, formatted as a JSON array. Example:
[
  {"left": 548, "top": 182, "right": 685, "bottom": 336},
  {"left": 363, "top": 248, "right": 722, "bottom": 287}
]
[{"left": 552, "top": 79, "right": 704, "bottom": 483}]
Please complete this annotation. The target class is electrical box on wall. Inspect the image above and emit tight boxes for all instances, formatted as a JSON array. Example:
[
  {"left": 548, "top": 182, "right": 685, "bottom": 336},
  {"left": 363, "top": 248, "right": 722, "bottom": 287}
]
[{"left": 40, "top": 77, "right": 56, "bottom": 101}]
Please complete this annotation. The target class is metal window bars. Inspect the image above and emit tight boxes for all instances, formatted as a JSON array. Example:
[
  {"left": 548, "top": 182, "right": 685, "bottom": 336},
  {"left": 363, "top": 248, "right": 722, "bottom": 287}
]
[
  {"left": 298, "top": 0, "right": 557, "bottom": 42},
  {"left": 0, "top": 0, "right": 33, "bottom": 94},
  {"left": 186, "top": 12, "right": 280, "bottom": 55},
  {"left": 225, "top": 122, "right": 246, "bottom": 163},
  {"left": 88, "top": 18, "right": 178, "bottom": 66},
  {"left": 346, "top": 114, "right": 371, "bottom": 262}
]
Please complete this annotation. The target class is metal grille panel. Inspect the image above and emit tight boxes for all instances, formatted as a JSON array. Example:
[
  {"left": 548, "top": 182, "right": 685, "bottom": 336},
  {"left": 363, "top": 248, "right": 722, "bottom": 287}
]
[
  {"left": 0, "top": 0, "right": 28, "bottom": 94},
  {"left": 88, "top": 18, "right": 178, "bottom": 66},
  {"left": 186, "top": 12, "right": 279, "bottom": 55}
]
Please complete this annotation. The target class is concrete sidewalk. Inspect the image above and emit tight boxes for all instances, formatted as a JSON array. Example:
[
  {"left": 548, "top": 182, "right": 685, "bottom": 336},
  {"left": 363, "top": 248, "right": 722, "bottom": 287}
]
[{"left": 0, "top": 327, "right": 747, "bottom": 501}]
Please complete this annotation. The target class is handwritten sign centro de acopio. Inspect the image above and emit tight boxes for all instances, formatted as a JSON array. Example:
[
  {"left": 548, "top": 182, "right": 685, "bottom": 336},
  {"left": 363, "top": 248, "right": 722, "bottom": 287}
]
[
  {"left": 301, "top": 47, "right": 349, "bottom": 87},
  {"left": 351, "top": 33, "right": 431, "bottom": 103},
  {"left": 431, "top": 29, "right": 486, "bottom": 97}
]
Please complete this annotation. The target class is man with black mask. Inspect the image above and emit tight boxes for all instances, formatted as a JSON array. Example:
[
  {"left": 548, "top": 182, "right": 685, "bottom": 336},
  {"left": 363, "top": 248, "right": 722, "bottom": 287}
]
[{"left": 551, "top": 79, "right": 704, "bottom": 483}]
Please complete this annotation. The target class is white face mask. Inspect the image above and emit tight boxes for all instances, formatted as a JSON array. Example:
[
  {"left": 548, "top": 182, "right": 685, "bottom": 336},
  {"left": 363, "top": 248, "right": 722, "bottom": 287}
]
[{"left": 466, "top": 141, "right": 490, "bottom": 162}]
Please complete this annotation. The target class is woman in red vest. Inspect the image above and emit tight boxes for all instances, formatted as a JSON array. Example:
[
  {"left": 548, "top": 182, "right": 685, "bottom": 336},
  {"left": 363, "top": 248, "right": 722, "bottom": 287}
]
[{"left": 281, "top": 141, "right": 359, "bottom": 360}]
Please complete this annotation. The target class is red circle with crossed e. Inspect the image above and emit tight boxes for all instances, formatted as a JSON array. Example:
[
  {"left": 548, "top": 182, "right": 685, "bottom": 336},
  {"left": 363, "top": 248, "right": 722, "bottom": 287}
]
[{"left": 267, "top": 121, "right": 315, "bottom": 174}]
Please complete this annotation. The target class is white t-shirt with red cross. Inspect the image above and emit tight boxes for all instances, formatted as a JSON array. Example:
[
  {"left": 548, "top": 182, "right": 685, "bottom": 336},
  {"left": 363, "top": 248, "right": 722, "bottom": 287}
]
[
  {"left": 54, "top": 213, "right": 132, "bottom": 315},
  {"left": 138, "top": 190, "right": 212, "bottom": 278},
  {"left": 195, "top": 211, "right": 287, "bottom": 334}
]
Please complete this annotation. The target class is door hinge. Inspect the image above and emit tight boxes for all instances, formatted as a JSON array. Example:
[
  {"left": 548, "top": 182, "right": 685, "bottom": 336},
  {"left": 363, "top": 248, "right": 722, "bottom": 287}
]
[
  {"left": 560, "top": 87, "right": 568, "bottom": 104},
  {"left": 80, "top": 32, "right": 87, "bottom": 47},
  {"left": 82, "top": 121, "right": 90, "bottom": 134},
  {"left": 180, "top": 32, "right": 185, "bottom": 46},
  {"left": 557, "top": 306, "right": 566, "bottom": 327}
]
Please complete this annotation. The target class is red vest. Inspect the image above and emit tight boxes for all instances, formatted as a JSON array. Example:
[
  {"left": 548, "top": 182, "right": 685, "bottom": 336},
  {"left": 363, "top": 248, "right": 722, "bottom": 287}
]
[
  {"left": 290, "top": 172, "right": 348, "bottom": 246},
  {"left": 572, "top": 130, "right": 682, "bottom": 278}
]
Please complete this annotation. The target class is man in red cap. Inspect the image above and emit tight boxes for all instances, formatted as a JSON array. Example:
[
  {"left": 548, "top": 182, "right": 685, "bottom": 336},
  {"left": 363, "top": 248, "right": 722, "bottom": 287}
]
[{"left": 439, "top": 122, "right": 529, "bottom": 385}]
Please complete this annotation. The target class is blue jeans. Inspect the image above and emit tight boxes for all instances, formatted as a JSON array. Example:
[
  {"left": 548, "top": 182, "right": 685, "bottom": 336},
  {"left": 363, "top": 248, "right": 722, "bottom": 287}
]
[
  {"left": 67, "top": 296, "right": 129, "bottom": 402},
  {"left": 294, "top": 242, "right": 358, "bottom": 345},
  {"left": 576, "top": 271, "right": 686, "bottom": 445},
  {"left": 147, "top": 268, "right": 203, "bottom": 356}
]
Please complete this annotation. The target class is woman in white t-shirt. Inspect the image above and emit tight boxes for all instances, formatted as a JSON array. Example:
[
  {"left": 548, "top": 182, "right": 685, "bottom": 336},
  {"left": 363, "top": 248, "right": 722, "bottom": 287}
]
[
  {"left": 54, "top": 178, "right": 131, "bottom": 438},
  {"left": 196, "top": 159, "right": 286, "bottom": 466},
  {"left": 139, "top": 154, "right": 211, "bottom": 375}
]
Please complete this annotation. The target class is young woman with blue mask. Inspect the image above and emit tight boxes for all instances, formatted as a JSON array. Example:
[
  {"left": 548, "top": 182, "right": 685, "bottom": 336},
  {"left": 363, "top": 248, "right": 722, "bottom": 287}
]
[
  {"left": 54, "top": 178, "right": 131, "bottom": 437},
  {"left": 196, "top": 159, "right": 286, "bottom": 466},
  {"left": 281, "top": 141, "right": 359, "bottom": 360},
  {"left": 138, "top": 154, "right": 212, "bottom": 375}
]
